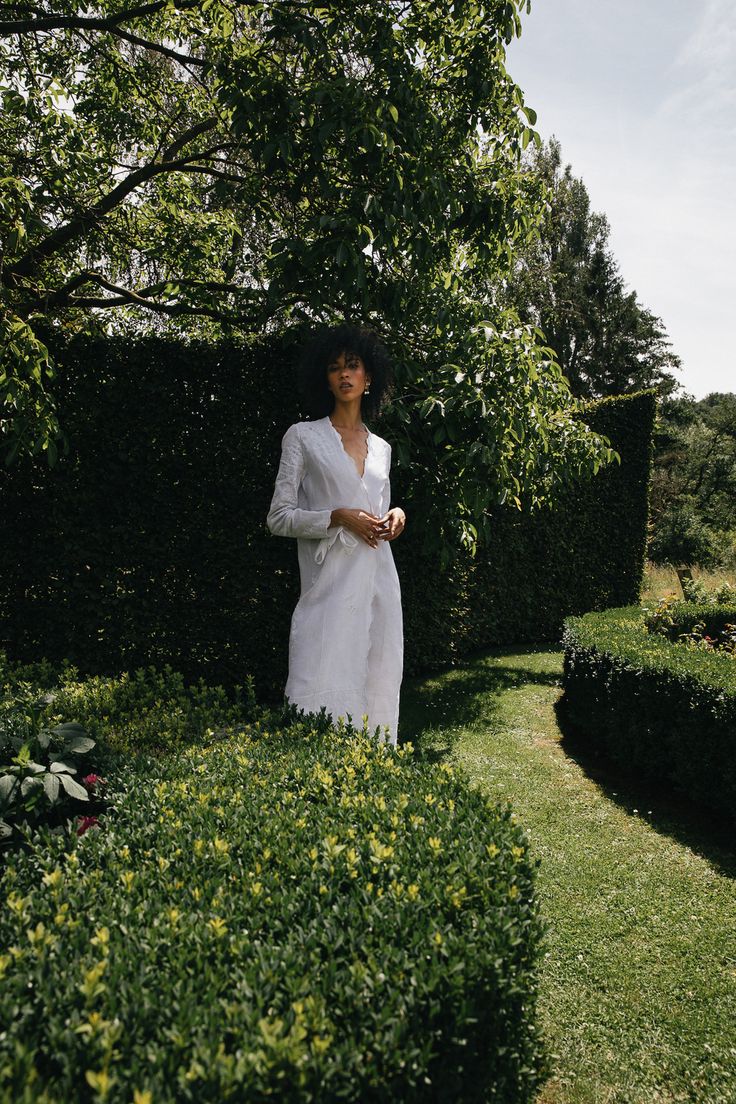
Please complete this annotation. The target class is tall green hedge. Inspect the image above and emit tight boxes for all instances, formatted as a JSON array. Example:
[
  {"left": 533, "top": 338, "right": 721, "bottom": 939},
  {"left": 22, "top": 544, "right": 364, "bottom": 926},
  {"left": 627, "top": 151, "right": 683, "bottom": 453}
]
[
  {"left": 0, "top": 333, "right": 654, "bottom": 700},
  {"left": 463, "top": 391, "right": 655, "bottom": 649}
]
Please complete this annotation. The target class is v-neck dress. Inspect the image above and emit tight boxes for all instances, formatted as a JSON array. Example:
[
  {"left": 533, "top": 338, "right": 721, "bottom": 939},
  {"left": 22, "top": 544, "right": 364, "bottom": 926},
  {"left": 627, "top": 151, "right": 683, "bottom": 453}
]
[{"left": 266, "top": 415, "right": 403, "bottom": 745}]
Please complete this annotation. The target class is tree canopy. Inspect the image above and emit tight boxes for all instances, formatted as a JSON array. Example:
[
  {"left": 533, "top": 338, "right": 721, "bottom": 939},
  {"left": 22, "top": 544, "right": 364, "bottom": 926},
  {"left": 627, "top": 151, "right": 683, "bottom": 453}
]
[
  {"left": 1, "top": 0, "right": 617, "bottom": 556},
  {"left": 503, "top": 138, "right": 682, "bottom": 400},
  {"left": 649, "top": 391, "right": 736, "bottom": 567}
]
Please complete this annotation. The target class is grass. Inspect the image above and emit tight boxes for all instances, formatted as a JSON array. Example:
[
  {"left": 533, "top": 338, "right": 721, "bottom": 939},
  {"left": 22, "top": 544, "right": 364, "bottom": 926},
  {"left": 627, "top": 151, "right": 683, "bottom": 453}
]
[
  {"left": 401, "top": 644, "right": 736, "bottom": 1104},
  {"left": 642, "top": 561, "right": 736, "bottom": 604}
]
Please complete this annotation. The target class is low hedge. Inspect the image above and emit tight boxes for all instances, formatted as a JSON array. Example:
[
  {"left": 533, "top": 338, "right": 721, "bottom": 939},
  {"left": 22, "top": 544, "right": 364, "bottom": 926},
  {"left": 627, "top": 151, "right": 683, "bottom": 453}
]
[
  {"left": 0, "top": 716, "right": 546, "bottom": 1103},
  {"left": 561, "top": 606, "right": 736, "bottom": 820}
]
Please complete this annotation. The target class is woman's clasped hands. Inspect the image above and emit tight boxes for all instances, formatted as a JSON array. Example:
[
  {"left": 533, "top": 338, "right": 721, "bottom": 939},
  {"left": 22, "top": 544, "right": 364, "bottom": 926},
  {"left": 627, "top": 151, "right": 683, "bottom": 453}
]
[{"left": 331, "top": 507, "right": 406, "bottom": 548}]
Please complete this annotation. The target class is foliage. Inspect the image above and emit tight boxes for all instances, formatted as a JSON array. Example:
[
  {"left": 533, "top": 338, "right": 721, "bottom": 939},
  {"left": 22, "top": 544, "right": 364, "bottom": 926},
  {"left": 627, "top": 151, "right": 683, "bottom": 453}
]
[
  {"left": 644, "top": 595, "right": 736, "bottom": 655},
  {"left": 0, "top": 648, "right": 259, "bottom": 757},
  {"left": 680, "top": 576, "right": 736, "bottom": 606},
  {"left": 561, "top": 606, "right": 736, "bottom": 821},
  {"left": 0, "top": 0, "right": 615, "bottom": 545},
  {"left": 502, "top": 139, "right": 682, "bottom": 399},
  {"left": 0, "top": 339, "right": 652, "bottom": 690},
  {"left": 0, "top": 687, "right": 97, "bottom": 843},
  {"left": 649, "top": 391, "right": 736, "bottom": 566},
  {"left": 0, "top": 720, "right": 546, "bottom": 1103}
]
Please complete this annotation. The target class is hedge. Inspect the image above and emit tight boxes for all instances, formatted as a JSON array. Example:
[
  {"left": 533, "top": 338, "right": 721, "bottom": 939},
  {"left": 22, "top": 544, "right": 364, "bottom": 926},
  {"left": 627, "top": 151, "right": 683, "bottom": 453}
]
[
  {"left": 0, "top": 715, "right": 546, "bottom": 1103},
  {"left": 0, "top": 332, "right": 655, "bottom": 700},
  {"left": 560, "top": 606, "right": 736, "bottom": 820}
]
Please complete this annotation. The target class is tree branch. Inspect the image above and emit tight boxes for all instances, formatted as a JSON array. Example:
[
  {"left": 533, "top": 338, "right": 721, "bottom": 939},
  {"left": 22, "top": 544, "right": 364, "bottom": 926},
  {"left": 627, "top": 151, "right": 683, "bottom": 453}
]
[
  {"left": 0, "top": 0, "right": 311, "bottom": 36},
  {"left": 18, "top": 270, "right": 258, "bottom": 318},
  {"left": 0, "top": 0, "right": 203, "bottom": 36},
  {"left": 105, "top": 25, "right": 207, "bottom": 67},
  {"left": 4, "top": 122, "right": 222, "bottom": 284}
]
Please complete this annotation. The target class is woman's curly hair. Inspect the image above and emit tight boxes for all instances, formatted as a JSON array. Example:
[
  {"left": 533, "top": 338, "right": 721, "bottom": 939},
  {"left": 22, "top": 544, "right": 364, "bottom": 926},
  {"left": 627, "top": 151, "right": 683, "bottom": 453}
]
[{"left": 297, "top": 324, "right": 394, "bottom": 421}]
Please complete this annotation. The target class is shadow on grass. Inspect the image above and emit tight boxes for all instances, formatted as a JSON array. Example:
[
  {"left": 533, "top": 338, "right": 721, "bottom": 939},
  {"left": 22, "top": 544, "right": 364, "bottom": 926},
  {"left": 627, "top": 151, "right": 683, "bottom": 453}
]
[
  {"left": 400, "top": 643, "right": 562, "bottom": 763},
  {"left": 554, "top": 695, "right": 736, "bottom": 878}
]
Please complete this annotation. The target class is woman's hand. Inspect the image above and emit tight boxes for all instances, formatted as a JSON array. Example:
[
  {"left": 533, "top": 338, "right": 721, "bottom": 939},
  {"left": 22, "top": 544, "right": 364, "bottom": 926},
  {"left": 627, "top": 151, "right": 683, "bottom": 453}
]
[
  {"left": 376, "top": 507, "right": 406, "bottom": 541},
  {"left": 330, "top": 507, "right": 387, "bottom": 548}
]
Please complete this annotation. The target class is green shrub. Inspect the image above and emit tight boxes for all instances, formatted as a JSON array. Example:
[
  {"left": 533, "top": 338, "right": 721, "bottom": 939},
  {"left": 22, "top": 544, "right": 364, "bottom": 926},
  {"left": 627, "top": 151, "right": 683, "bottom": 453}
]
[
  {"left": 644, "top": 597, "right": 736, "bottom": 650},
  {"left": 0, "top": 721, "right": 546, "bottom": 1103},
  {"left": 0, "top": 704, "right": 99, "bottom": 844},
  {"left": 680, "top": 575, "right": 736, "bottom": 606},
  {"left": 561, "top": 606, "right": 736, "bottom": 820},
  {"left": 1, "top": 650, "right": 258, "bottom": 758}
]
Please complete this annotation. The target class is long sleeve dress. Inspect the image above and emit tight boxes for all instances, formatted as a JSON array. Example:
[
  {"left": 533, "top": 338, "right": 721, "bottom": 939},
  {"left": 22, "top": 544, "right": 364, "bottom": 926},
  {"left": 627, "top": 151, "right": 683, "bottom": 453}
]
[{"left": 266, "top": 415, "right": 403, "bottom": 746}]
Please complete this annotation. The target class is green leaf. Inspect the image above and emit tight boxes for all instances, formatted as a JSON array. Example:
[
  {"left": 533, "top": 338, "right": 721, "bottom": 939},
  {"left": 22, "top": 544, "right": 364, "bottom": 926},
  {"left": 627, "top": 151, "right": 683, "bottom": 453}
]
[
  {"left": 64, "top": 735, "right": 95, "bottom": 755},
  {"left": 59, "top": 773, "right": 89, "bottom": 801},
  {"left": 50, "top": 760, "right": 77, "bottom": 774},
  {"left": 0, "top": 774, "right": 18, "bottom": 804},
  {"left": 43, "top": 772, "right": 60, "bottom": 803},
  {"left": 51, "top": 722, "right": 86, "bottom": 737}
]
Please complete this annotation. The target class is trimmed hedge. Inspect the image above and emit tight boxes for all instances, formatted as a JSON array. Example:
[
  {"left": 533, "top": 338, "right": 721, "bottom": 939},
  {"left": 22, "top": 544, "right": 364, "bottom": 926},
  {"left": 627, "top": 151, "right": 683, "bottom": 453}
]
[
  {"left": 464, "top": 391, "right": 656, "bottom": 650},
  {"left": 0, "top": 718, "right": 546, "bottom": 1103},
  {"left": 0, "top": 332, "right": 655, "bottom": 699},
  {"left": 561, "top": 606, "right": 736, "bottom": 820}
]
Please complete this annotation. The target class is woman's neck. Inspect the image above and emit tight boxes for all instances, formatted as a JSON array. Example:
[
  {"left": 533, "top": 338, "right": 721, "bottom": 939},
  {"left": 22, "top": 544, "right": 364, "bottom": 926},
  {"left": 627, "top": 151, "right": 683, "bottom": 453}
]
[{"left": 329, "top": 400, "right": 365, "bottom": 429}]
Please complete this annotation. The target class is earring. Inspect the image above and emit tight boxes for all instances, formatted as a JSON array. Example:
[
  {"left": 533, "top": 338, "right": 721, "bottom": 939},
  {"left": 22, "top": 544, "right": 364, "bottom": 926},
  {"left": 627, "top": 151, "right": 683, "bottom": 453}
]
[{"left": 364, "top": 383, "right": 371, "bottom": 395}]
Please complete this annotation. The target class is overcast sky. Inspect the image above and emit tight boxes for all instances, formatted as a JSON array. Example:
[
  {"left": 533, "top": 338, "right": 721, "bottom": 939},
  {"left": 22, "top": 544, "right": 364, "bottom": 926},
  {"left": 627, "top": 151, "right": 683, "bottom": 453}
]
[{"left": 507, "top": 0, "right": 735, "bottom": 399}]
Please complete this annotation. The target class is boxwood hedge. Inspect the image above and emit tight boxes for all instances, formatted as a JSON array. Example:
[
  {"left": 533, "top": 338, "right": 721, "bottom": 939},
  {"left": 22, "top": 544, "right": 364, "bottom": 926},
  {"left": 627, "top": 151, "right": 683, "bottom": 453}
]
[
  {"left": 0, "top": 718, "right": 546, "bottom": 1103},
  {"left": 561, "top": 606, "right": 736, "bottom": 819}
]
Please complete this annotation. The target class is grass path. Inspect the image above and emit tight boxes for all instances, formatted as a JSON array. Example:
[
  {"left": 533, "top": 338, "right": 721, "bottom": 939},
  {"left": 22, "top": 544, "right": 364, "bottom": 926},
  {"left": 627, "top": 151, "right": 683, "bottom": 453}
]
[{"left": 401, "top": 646, "right": 736, "bottom": 1104}]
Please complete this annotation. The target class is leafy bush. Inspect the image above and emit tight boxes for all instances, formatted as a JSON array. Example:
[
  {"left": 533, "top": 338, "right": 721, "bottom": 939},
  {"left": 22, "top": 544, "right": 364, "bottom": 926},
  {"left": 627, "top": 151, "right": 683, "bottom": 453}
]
[
  {"left": 0, "top": 664, "right": 107, "bottom": 845},
  {"left": 0, "top": 649, "right": 258, "bottom": 758},
  {"left": 0, "top": 706, "right": 98, "bottom": 844},
  {"left": 561, "top": 606, "right": 736, "bottom": 820},
  {"left": 644, "top": 593, "right": 736, "bottom": 652},
  {"left": 680, "top": 576, "right": 736, "bottom": 606},
  {"left": 0, "top": 720, "right": 546, "bottom": 1103}
]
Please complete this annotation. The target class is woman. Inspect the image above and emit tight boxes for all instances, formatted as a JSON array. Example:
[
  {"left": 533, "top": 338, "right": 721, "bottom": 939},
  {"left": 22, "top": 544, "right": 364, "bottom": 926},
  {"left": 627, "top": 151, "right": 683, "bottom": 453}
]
[{"left": 266, "top": 324, "right": 406, "bottom": 745}]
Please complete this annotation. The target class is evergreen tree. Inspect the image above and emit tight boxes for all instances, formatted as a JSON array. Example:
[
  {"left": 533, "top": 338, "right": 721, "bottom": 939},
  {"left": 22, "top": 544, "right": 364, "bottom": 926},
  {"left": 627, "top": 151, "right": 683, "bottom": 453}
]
[{"left": 505, "top": 138, "right": 682, "bottom": 399}]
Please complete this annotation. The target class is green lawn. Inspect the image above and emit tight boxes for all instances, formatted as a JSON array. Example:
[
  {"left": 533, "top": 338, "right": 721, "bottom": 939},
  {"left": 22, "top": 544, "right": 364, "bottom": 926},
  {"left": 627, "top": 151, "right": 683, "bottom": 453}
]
[{"left": 401, "top": 645, "right": 736, "bottom": 1104}]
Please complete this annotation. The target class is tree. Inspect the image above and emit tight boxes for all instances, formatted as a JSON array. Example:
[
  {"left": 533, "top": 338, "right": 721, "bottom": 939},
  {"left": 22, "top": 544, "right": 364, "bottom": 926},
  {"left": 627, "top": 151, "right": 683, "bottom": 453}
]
[
  {"left": 0, "top": 0, "right": 617, "bottom": 560},
  {"left": 503, "top": 138, "right": 682, "bottom": 399},
  {"left": 649, "top": 392, "right": 736, "bottom": 566}
]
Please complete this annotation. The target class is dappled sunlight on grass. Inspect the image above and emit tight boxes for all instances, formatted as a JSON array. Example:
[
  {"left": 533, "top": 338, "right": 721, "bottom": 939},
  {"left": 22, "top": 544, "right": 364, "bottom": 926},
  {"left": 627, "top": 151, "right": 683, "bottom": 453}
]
[{"left": 401, "top": 644, "right": 736, "bottom": 1104}]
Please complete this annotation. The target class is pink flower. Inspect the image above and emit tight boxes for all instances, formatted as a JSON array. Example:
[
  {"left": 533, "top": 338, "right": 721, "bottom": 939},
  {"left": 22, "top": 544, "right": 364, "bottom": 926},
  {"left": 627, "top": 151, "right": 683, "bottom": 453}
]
[
  {"left": 76, "top": 815, "right": 100, "bottom": 836},
  {"left": 82, "top": 774, "right": 105, "bottom": 788}
]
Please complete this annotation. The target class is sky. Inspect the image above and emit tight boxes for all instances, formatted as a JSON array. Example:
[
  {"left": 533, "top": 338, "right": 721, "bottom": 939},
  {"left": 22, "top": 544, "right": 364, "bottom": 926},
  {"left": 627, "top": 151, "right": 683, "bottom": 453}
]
[{"left": 507, "top": 0, "right": 736, "bottom": 399}]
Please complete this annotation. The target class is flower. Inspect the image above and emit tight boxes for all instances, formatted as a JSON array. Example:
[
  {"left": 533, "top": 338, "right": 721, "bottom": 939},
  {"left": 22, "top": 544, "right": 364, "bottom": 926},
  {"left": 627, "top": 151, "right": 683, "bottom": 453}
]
[
  {"left": 77, "top": 815, "right": 100, "bottom": 836},
  {"left": 82, "top": 774, "right": 105, "bottom": 787}
]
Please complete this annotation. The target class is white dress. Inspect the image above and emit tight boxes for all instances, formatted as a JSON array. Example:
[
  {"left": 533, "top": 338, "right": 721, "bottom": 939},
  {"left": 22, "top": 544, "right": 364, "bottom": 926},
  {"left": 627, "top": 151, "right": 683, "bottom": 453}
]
[{"left": 266, "top": 415, "right": 403, "bottom": 745}]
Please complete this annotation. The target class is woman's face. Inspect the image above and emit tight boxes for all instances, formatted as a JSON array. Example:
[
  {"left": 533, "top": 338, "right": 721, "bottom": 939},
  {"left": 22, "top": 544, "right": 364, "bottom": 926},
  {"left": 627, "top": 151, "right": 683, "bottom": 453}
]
[{"left": 326, "top": 350, "right": 372, "bottom": 406}]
